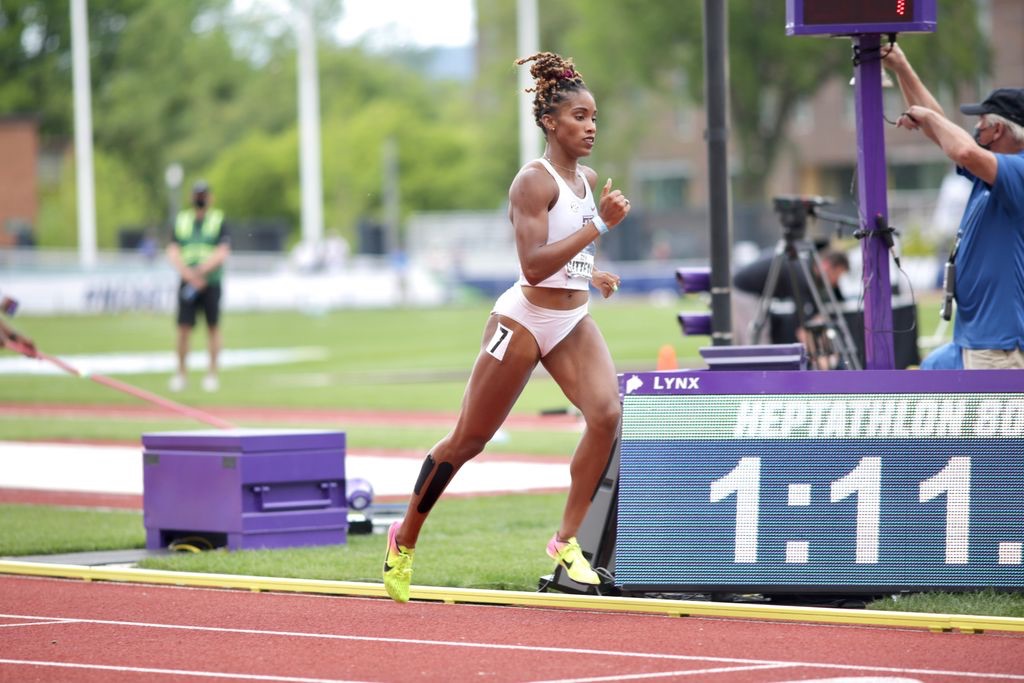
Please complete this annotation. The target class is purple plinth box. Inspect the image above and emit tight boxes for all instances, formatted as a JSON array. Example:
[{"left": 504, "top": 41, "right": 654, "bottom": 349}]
[
  {"left": 141, "top": 429, "right": 347, "bottom": 551},
  {"left": 699, "top": 343, "right": 808, "bottom": 371},
  {"left": 678, "top": 312, "right": 713, "bottom": 337},
  {"left": 675, "top": 267, "right": 711, "bottom": 294}
]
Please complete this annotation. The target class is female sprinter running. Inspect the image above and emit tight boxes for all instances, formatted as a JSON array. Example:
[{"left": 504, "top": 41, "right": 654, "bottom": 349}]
[{"left": 383, "top": 52, "right": 631, "bottom": 602}]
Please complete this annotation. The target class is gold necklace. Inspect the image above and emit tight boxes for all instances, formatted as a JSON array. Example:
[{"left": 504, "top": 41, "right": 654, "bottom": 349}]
[{"left": 544, "top": 155, "right": 578, "bottom": 177}]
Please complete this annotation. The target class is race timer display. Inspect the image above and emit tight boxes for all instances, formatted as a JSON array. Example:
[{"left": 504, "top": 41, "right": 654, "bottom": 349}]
[
  {"left": 614, "top": 370, "right": 1024, "bottom": 593},
  {"left": 805, "top": 0, "right": 915, "bottom": 25},
  {"left": 787, "top": 0, "right": 936, "bottom": 35}
]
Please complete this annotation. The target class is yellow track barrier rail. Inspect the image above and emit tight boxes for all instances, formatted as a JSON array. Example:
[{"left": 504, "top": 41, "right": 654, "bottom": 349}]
[{"left": 2, "top": 559, "right": 1022, "bottom": 634}]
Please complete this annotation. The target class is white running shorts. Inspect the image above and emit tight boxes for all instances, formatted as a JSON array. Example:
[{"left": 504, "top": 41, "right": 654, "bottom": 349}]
[{"left": 490, "top": 285, "right": 589, "bottom": 358}]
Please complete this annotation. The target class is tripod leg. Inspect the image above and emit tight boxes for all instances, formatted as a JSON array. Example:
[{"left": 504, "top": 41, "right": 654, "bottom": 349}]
[{"left": 749, "top": 242, "right": 788, "bottom": 345}]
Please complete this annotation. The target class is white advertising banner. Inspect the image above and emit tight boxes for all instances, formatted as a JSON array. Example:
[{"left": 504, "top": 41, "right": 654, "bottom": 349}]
[{"left": 3, "top": 265, "right": 446, "bottom": 315}]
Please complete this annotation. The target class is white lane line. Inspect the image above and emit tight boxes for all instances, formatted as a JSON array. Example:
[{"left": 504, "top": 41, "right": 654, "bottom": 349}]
[
  {"left": 1, "top": 613, "right": 1022, "bottom": 681},
  {"left": 0, "top": 659, "right": 366, "bottom": 683},
  {"left": 0, "top": 618, "right": 74, "bottom": 629},
  {"left": 530, "top": 662, "right": 797, "bottom": 682}
]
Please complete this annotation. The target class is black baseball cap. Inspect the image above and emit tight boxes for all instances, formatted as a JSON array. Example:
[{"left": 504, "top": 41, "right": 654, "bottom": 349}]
[
  {"left": 960, "top": 88, "right": 1024, "bottom": 128},
  {"left": 192, "top": 180, "right": 210, "bottom": 195}
]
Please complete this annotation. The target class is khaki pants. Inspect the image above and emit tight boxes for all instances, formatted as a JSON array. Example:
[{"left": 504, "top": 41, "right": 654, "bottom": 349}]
[{"left": 962, "top": 347, "right": 1024, "bottom": 369}]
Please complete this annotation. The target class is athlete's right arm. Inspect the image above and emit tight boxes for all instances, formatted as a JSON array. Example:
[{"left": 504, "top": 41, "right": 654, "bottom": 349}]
[{"left": 509, "top": 165, "right": 602, "bottom": 285}]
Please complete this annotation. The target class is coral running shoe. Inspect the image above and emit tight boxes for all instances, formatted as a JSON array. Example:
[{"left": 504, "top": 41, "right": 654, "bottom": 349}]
[
  {"left": 382, "top": 522, "right": 414, "bottom": 603},
  {"left": 546, "top": 534, "right": 600, "bottom": 585}
]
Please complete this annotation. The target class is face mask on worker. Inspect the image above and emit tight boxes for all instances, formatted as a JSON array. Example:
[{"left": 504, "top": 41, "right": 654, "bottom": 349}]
[{"left": 973, "top": 125, "right": 994, "bottom": 150}]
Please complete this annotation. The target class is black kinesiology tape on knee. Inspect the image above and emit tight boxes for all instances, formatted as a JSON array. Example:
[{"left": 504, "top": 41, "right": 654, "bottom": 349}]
[
  {"left": 414, "top": 454, "right": 435, "bottom": 496},
  {"left": 416, "top": 461, "right": 455, "bottom": 514}
]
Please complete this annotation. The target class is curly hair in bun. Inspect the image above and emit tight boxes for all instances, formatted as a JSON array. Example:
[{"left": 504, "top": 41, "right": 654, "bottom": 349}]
[{"left": 514, "top": 52, "right": 588, "bottom": 132}]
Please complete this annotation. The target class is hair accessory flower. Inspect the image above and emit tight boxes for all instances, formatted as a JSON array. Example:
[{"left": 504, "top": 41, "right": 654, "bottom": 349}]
[{"left": 562, "top": 69, "right": 575, "bottom": 79}]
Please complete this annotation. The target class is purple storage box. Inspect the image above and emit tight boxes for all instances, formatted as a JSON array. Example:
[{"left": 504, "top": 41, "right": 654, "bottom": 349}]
[{"left": 141, "top": 429, "right": 347, "bottom": 551}]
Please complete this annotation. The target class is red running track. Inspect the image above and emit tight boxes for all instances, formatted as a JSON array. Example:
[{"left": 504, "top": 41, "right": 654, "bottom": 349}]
[{"left": 1, "top": 575, "right": 1022, "bottom": 682}]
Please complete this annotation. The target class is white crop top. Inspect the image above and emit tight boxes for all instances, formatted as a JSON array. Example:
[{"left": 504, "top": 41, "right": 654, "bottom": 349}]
[{"left": 516, "top": 158, "right": 598, "bottom": 291}]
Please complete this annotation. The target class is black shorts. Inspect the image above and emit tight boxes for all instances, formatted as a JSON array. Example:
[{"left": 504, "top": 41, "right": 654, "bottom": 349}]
[{"left": 177, "top": 281, "right": 222, "bottom": 328}]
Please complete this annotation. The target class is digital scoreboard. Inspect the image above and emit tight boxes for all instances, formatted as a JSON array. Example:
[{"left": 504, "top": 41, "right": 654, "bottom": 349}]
[
  {"left": 615, "top": 370, "right": 1024, "bottom": 594},
  {"left": 786, "top": 0, "right": 936, "bottom": 36}
]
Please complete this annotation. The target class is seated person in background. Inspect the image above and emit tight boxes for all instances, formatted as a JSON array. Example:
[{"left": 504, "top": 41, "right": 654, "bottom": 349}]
[
  {"left": 731, "top": 246, "right": 850, "bottom": 346},
  {"left": 920, "top": 341, "right": 963, "bottom": 370}
]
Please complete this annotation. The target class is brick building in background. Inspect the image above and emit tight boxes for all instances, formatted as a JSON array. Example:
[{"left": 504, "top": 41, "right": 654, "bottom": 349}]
[{"left": 0, "top": 117, "right": 39, "bottom": 248}]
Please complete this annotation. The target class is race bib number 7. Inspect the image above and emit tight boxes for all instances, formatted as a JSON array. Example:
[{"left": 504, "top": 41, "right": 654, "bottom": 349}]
[{"left": 486, "top": 323, "right": 513, "bottom": 361}]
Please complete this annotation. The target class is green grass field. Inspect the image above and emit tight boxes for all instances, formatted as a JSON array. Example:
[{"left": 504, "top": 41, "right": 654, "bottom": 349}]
[
  {"left": 1, "top": 299, "right": 695, "bottom": 416},
  {"left": 4, "top": 294, "right": 1005, "bottom": 620}
]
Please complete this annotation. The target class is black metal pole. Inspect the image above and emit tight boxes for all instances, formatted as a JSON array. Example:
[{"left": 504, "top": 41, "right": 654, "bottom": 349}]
[{"left": 703, "top": 0, "right": 732, "bottom": 345}]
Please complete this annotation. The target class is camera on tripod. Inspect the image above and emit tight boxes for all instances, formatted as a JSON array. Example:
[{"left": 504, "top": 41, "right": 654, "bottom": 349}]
[
  {"left": 772, "top": 195, "right": 834, "bottom": 242},
  {"left": 751, "top": 194, "right": 862, "bottom": 370}
]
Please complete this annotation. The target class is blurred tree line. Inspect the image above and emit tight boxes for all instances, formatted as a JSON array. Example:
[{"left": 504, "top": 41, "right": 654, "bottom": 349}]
[
  {"left": 560, "top": 0, "right": 990, "bottom": 203},
  {"left": 3, "top": 0, "right": 506, "bottom": 249},
  {"left": 1, "top": 0, "right": 989, "bottom": 250}
]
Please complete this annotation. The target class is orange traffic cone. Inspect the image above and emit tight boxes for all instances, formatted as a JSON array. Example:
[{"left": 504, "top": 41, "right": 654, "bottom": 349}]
[{"left": 656, "top": 344, "right": 678, "bottom": 370}]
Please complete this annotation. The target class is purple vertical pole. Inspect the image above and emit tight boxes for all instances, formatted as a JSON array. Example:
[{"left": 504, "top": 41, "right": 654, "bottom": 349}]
[{"left": 853, "top": 34, "right": 895, "bottom": 369}]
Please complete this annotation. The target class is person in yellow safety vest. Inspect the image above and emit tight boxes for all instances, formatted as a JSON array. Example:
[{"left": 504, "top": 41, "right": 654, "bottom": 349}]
[{"left": 166, "top": 180, "right": 231, "bottom": 393}]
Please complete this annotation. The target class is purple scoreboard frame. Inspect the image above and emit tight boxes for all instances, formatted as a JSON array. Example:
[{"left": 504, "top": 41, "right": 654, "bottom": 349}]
[
  {"left": 614, "top": 369, "right": 1024, "bottom": 594},
  {"left": 786, "top": 0, "right": 937, "bottom": 36}
]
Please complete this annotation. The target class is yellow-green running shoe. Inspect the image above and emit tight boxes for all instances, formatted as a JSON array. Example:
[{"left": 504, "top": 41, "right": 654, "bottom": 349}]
[
  {"left": 383, "top": 521, "right": 414, "bottom": 603},
  {"left": 546, "top": 534, "right": 600, "bottom": 585}
]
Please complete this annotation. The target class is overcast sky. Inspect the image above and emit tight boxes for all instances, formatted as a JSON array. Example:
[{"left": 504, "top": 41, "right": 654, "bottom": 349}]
[
  {"left": 334, "top": 0, "right": 476, "bottom": 49},
  {"left": 233, "top": 0, "right": 476, "bottom": 49}
]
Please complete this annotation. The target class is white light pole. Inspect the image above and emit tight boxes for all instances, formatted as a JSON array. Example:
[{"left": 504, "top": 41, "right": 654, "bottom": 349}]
[
  {"left": 70, "top": 0, "right": 97, "bottom": 269},
  {"left": 516, "top": 0, "right": 540, "bottom": 168},
  {"left": 164, "top": 162, "right": 184, "bottom": 227},
  {"left": 382, "top": 137, "right": 400, "bottom": 255},
  {"left": 295, "top": 0, "right": 324, "bottom": 246}
]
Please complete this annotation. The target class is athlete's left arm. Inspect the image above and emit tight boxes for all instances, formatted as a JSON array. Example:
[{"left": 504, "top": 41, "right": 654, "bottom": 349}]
[{"left": 582, "top": 166, "right": 625, "bottom": 298}]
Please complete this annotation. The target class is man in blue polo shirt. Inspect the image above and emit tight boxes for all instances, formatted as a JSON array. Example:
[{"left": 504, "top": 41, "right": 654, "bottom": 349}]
[{"left": 885, "top": 44, "right": 1024, "bottom": 369}]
